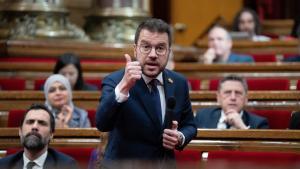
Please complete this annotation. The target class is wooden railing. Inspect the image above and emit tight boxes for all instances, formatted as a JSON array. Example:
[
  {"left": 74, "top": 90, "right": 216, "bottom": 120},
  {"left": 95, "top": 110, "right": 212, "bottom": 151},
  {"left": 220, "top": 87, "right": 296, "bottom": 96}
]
[
  {"left": 1, "top": 128, "right": 299, "bottom": 153},
  {"left": 0, "top": 91, "right": 299, "bottom": 127}
]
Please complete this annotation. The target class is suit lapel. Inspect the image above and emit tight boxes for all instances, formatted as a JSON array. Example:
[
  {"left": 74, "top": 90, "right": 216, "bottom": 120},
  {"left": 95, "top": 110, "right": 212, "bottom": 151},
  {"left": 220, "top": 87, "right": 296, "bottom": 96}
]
[
  {"left": 211, "top": 109, "right": 221, "bottom": 128},
  {"left": 44, "top": 151, "right": 55, "bottom": 169},
  {"left": 134, "top": 78, "right": 162, "bottom": 131},
  {"left": 162, "top": 71, "right": 176, "bottom": 129}
]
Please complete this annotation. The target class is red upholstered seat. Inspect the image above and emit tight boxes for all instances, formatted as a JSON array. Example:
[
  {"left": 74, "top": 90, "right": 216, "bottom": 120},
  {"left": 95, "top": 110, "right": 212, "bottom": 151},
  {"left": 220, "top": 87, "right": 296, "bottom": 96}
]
[
  {"left": 87, "top": 110, "right": 96, "bottom": 127},
  {"left": 34, "top": 79, "right": 46, "bottom": 90},
  {"left": 206, "top": 151, "right": 300, "bottom": 169},
  {"left": 251, "top": 110, "right": 292, "bottom": 129},
  {"left": 0, "top": 78, "right": 26, "bottom": 90},
  {"left": 251, "top": 54, "right": 277, "bottom": 62},
  {"left": 247, "top": 78, "right": 290, "bottom": 90},
  {"left": 188, "top": 78, "right": 201, "bottom": 90},
  {"left": 297, "top": 80, "right": 300, "bottom": 90},
  {"left": 175, "top": 149, "right": 202, "bottom": 169},
  {"left": 209, "top": 78, "right": 290, "bottom": 90},
  {"left": 7, "top": 110, "right": 26, "bottom": 127},
  {"left": 85, "top": 79, "right": 102, "bottom": 90}
]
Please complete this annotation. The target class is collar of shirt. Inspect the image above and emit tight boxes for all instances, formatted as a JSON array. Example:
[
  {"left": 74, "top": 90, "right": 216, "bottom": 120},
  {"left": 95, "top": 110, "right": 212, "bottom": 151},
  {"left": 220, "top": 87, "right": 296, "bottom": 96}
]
[
  {"left": 23, "top": 150, "right": 48, "bottom": 169},
  {"left": 142, "top": 73, "right": 164, "bottom": 87},
  {"left": 219, "top": 110, "right": 244, "bottom": 123}
]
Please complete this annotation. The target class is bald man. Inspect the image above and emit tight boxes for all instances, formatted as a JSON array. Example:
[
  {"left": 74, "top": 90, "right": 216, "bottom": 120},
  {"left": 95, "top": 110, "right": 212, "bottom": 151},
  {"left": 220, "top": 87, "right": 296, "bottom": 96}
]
[{"left": 201, "top": 26, "right": 254, "bottom": 64}]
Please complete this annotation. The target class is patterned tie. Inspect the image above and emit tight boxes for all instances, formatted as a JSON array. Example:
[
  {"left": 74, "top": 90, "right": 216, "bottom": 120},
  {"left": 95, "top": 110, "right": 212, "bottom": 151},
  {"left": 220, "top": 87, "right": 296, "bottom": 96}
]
[
  {"left": 26, "top": 161, "right": 36, "bottom": 169},
  {"left": 149, "top": 79, "right": 162, "bottom": 125}
]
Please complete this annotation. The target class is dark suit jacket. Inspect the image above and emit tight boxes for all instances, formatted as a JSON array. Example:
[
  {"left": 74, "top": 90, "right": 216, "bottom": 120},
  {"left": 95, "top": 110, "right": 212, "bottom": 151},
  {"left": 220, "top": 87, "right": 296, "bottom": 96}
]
[
  {"left": 227, "top": 53, "right": 254, "bottom": 63},
  {"left": 96, "top": 69, "right": 196, "bottom": 161},
  {"left": 195, "top": 107, "right": 269, "bottom": 129},
  {"left": 0, "top": 148, "right": 79, "bottom": 169}
]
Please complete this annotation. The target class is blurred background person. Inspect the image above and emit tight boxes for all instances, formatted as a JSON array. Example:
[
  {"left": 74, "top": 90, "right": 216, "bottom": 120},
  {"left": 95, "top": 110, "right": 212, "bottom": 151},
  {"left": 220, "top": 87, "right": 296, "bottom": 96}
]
[
  {"left": 200, "top": 26, "right": 254, "bottom": 64},
  {"left": 195, "top": 75, "right": 269, "bottom": 129},
  {"left": 44, "top": 74, "right": 91, "bottom": 128},
  {"left": 232, "top": 8, "right": 271, "bottom": 42},
  {"left": 54, "top": 53, "right": 98, "bottom": 91}
]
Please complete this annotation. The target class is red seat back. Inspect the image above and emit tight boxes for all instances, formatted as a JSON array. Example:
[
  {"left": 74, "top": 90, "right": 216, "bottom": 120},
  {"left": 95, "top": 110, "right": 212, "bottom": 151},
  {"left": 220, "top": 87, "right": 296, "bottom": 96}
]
[
  {"left": 251, "top": 110, "right": 291, "bottom": 129},
  {"left": 8, "top": 110, "right": 26, "bottom": 127},
  {"left": 175, "top": 149, "right": 202, "bottom": 169},
  {"left": 247, "top": 78, "right": 290, "bottom": 90},
  {"left": 297, "top": 80, "right": 300, "bottom": 90},
  {"left": 34, "top": 79, "right": 46, "bottom": 90},
  {"left": 209, "top": 78, "right": 290, "bottom": 90},
  {"left": 85, "top": 79, "right": 102, "bottom": 90},
  {"left": 206, "top": 151, "right": 300, "bottom": 169},
  {"left": 251, "top": 54, "right": 277, "bottom": 62},
  {"left": 188, "top": 78, "right": 201, "bottom": 90},
  {"left": 0, "top": 78, "right": 26, "bottom": 90},
  {"left": 87, "top": 110, "right": 96, "bottom": 127}
]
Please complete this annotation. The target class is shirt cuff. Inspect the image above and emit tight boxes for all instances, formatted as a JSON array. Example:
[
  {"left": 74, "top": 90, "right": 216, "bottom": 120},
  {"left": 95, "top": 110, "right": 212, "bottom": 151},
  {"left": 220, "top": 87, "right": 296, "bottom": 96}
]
[
  {"left": 178, "top": 131, "right": 185, "bottom": 146},
  {"left": 115, "top": 83, "right": 129, "bottom": 103}
]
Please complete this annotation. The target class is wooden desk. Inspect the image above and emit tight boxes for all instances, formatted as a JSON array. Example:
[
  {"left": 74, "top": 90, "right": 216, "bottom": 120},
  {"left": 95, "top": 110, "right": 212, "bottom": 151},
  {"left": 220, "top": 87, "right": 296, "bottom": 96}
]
[
  {"left": 0, "top": 90, "right": 299, "bottom": 127},
  {"left": 1, "top": 91, "right": 300, "bottom": 111},
  {"left": 196, "top": 39, "right": 299, "bottom": 55},
  {"left": 0, "top": 40, "right": 201, "bottom": 62},
  {"left": 0, "top": 128, "right": 299, "bottom": 154}
]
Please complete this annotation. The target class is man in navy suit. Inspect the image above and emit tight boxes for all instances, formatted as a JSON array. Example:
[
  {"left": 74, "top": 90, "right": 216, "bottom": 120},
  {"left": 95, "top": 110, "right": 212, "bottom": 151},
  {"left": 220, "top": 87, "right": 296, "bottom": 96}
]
[
  {"left": 0, "top": 103, "right": 79, "bottom": 169},
  {"left": 201, "top": 26, "right": 254, "bottom": 64},
  {"left": 195, "top": 75, "right": 268, "bottom": 129},
  {"left": 96, "top": 18, "right": 196, "bottom": 168}
]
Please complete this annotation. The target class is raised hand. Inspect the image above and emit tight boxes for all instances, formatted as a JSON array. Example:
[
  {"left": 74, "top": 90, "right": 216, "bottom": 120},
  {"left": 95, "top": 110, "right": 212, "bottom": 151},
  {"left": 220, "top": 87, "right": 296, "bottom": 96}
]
[
  {"left": 203, "top": 48, "right": 216, "bottom": 64},
  {"left": 118, "top": 54, "right": 142, "bottom": 95}
]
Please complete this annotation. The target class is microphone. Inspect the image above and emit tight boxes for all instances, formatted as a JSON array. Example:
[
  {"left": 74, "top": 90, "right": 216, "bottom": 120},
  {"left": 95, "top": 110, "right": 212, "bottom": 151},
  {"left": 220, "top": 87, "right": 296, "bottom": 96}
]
[
  {"left": 166, "top": 97, "right": 176, "bottom": 129},
  {"left": 289, "top": 111, "right": 300, "bottom": 129}
]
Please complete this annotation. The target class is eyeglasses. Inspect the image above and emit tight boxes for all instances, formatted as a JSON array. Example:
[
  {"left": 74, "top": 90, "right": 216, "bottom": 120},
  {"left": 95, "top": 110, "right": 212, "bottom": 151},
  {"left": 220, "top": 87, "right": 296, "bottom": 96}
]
[{"left": 138, "top": 44, "right": 168, "bottom": 55}]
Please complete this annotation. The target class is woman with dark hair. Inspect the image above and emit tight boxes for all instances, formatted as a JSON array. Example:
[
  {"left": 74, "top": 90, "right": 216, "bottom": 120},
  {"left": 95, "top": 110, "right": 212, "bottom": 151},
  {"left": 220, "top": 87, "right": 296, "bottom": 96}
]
[
  {"left": 232, "top": 8, "right": 270, "bottom": 41},
  {"left": 54, "top": 53, "right": 98, "bottom": 91}
]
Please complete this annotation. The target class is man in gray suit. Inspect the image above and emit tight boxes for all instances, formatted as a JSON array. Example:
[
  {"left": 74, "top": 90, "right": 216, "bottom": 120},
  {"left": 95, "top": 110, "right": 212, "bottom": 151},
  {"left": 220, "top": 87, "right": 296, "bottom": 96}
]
[{"left": 195, "top": 75, "right": 268, "bottom": 129}]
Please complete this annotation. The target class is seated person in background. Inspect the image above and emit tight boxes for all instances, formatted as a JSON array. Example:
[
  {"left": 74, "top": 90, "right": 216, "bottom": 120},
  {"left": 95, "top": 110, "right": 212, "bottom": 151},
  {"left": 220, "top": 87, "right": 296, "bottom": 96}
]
[
  {"left": 54, "top": 53, "right": 98, "bottom": 91},
  {"left": 200, "top": 26, "right": 254, "bottom": 64},
  {"left": 195, "top": 75, "right": 269, "bottom": 129},
  {"left": 44, "top": 74, "right": 91, "bottom": 128},
  {"left": 232, "top": 8, "right": 271, "bottom": 42},
  {"left": 0, "top": 103, "right": 79, "bottom": 169}
]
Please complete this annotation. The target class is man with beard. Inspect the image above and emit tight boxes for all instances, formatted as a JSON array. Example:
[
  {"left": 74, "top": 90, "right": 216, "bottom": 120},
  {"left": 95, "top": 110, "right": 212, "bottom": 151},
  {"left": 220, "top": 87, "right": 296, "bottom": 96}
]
[
  {"left": 96, "top": 18, "right": 196, "bottom": 168},
  {"left": 195, "top": 75, "right": 269, "bottom": 129},
  {"left": 0, "top": 103, "right": 79, "bottom": 169}
]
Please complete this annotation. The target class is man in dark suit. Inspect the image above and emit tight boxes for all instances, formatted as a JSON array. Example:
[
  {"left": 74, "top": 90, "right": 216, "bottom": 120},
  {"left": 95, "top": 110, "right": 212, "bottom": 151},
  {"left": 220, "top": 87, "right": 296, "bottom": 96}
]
[
  {"left": 195, "top": 75, "right": 268, "bottom": 129},
  {"left": 200, "top": 26, "right": 254, "bottom": 64},
  {"left": 0, "top": 103, "right": 79, "bottom": 169},
  {"left": 96, "top": 18, "right": 196, "bottom": 168}
]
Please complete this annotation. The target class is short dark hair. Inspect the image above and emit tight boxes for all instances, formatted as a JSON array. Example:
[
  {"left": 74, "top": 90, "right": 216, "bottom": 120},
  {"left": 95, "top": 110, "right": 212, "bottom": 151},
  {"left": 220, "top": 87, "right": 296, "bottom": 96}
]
[
  {"left": 134, "top": 18, "right": 172, "bottom": 47},
  {"left": 232, "top": 8, "right": 261, "bottom": 35},
  {"left": 20, "top": 103, "right": 55, "bottom": 133},
  {"left": 53, "top": 53, "right": 84, "bottom": 90},
  {"left": 218, "top": 75, "right": 248, "bottom": 93}
]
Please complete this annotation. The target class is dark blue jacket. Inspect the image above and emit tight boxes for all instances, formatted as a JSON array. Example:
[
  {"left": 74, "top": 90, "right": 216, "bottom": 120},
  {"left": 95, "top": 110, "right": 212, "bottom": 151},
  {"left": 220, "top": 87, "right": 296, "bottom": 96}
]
[
  {"left": 96, "top": 69, "right": 196, "bottom": 161},
  {"left": 195, "top": 107, "right": 269, "bottom": 129}
]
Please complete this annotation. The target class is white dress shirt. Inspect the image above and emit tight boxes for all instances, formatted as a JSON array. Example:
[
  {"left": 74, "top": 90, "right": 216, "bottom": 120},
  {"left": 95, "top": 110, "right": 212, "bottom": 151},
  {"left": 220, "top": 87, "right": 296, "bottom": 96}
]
[{"left": 23, "top": 150, "right": 48, "bottom": 169}]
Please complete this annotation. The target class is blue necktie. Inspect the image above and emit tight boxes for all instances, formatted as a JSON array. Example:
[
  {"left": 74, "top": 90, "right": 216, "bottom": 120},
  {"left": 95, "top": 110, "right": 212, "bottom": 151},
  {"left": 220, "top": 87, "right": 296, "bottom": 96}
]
[{"left": 149, "top": 79, "right": 162, "bottom": 125}]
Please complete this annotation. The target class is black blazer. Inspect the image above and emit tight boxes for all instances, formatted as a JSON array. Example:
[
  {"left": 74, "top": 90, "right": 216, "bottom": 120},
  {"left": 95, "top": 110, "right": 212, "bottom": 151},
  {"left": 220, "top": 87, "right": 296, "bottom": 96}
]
[
  {"left": 0, "top": 148, "right": 79, "bottom": 169},
  {"left": 195, "top": 107, "right": 269, "bottom": 129}
]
